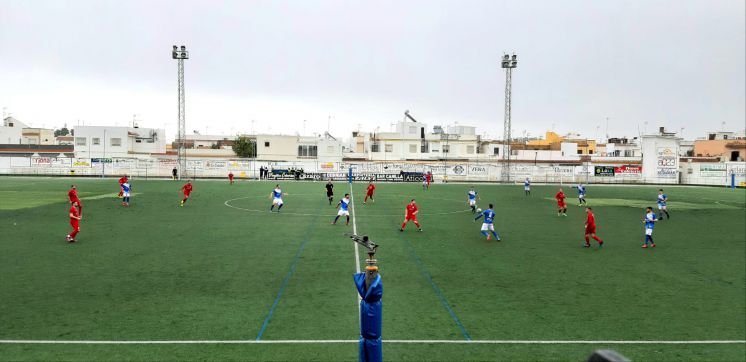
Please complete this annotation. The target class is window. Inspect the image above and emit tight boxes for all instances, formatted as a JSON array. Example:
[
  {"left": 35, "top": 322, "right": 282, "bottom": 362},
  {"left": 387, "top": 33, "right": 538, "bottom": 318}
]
[
  {"left": 385, "top": 144, "right": 393, "bottom": 153},
  {"left": 493, "top": 147, "right": 499, "bottom": 155},
  {"left": 467, "top": 145, "right": 475, "bottom": 154},
  {"left": 421, "top": 142, "right": 429, "bottom": 153},
  {"left": 731, "top": 151, "right": 740, "bottom": 161},
  {"left": 708, "top": 134, "right": 716, "bottom": 140},
  {"left": 264, "top": 141, "right": 270, "bottom": 147},
  {"left": 111, "top": 138, "right": 122, "bottom": 147},
  {"left": 589, "top": 149, "right": 594, "bottom": 154},
  {"left": 409, "top": 144, "right": 418, "bottom": 153},
  {"left": 723, "top": 135, "right": 728, "bottom": 140},
  {"left": 92, "top": 138, "right": 100, "bottom": 145},
  {"left": 577, "top": 150, "right": 582, "bottom": 154},
  {"left": 297, "top": 145, "right": 318, "bottom": 157},
  {"left": 75, "top": 137, "right": 86, "bottom": 146},
  {"left": 624, "top": 150, "right": 635, "bottom": 157},
  {"left": 442, "top": 145, "right": 450, "bottom": 153},
  {"left": 371, "top": 143, "right": 380, "bottom": 152}
]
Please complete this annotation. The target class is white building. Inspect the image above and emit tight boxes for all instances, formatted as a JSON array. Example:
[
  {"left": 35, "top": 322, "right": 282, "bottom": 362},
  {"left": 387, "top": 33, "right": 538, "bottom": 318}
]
[
  {"left": 641, "top": 133, "right": 680, "bottom": 183},
  {"left": 254, "top": 133, "right": 344, "bottom": 162},
  {"left": 73, "top": 125, "right": 166, "bottom": 158},
  {"left": 348, "top": 121, "right": 487, "bottom": 161},
  {"left": 0, "top": 117, "right": 24, "bottom": 144}
]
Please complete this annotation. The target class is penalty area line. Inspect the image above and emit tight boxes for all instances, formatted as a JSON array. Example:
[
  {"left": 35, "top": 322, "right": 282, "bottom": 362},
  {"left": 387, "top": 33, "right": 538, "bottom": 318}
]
[{"left": 0, "top": 340, "right": 743, "bottom": 345}]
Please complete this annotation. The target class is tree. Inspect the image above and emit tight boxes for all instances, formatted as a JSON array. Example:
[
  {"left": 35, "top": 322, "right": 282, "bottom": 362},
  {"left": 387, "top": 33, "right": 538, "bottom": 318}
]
[
  {"left": 232, "top": 136, "right": 256, "bottom": 158},
  {"left": 54, "top": 127, "right": 70, "bottom": 137}
]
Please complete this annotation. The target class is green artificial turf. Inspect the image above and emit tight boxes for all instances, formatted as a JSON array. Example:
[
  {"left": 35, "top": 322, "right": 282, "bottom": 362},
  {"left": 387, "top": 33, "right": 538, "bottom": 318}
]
[{"left": 0, "top": 177, "right": 744, "bottom": 361}]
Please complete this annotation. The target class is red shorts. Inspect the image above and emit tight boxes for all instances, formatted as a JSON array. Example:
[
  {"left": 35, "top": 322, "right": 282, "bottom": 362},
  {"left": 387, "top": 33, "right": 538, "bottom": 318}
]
[
  {"left": 70, "top": 221, "right": 80, "bottom": 231},
  {"left": 405, "top": 215, "right": 417, "bottom": 222},
  {"left": 366, "top": 192, "right": 374, "bottom": 196},
  {"left": 183, "top": 192, "right": 191, "bottom": 198},
  {"left": 585, "top": 226, "right": 596, "bottom": 234},
  {"left": 557, "top": 202, "right": 566, "bottom": 208}
]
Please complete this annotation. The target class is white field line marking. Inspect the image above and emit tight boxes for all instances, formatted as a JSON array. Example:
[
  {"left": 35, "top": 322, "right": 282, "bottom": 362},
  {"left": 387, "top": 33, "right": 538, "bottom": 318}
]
[
  {"left": 349, "top": 182, "right": 362, "bottom": 320},
  {"left": 0, "top": 340, "right": 743, "bottom": 345}
]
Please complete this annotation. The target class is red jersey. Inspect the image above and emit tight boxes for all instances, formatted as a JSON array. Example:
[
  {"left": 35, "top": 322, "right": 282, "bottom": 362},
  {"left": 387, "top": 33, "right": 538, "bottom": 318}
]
[
  {"left": 181, "top": 183, "right": 193, "bottom": 194},
  {"left": 425, "top": 173, "right": 431, "bottom": 181},
  {"left": 367, "top": 184, "right": 376, "bottom": 194},
  {"left": 69, "top": 205, "right": 79, "bottom": 224},
  {"left": 406, "top": 203, "right": 418, "bottom": 216},
  {"left": 68, "top": 188, "right": 79, "bottom": 201},
  {"left": 119, "top": 177, "right": 128, "bottom": 185},
  {"left": 228, "top": 173, "right": 234, "bottom": 179},
  {"left": 555, "top": 191, "right": 565, "bottom": 202},
  {"left": 586, "top": 212, "right": 596, "bottom": 227}
]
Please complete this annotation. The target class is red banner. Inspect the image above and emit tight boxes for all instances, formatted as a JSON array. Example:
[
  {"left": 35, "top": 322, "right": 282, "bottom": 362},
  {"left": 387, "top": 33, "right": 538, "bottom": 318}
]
[{"left": 614, "top": 165, "right": 642, "bottom": 174}]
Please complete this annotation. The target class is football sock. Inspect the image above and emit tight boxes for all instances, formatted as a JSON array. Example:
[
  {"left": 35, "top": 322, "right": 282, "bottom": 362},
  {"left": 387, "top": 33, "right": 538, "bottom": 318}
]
[
  {"left": 664, "top": 210, "right": 670, "bottom": 219},
  {"left": 658, "top": 212, "right": 663, "bottom": 219},
  {"left": 471, "top": 206, "right": 475, "bottom": 213},
  {"left": 278, "top": 204, "right": 283, "bottom": 210},
  {"left": 329, "top": 197, "right": 333, "bottom": 205},
  {"left": 333, "top": 216, "right": 340, "bottom": 223},
  {"left": 414, "top": 221, "right": 421, "bottom": 228},
  {"left": 593, "top": 235, "right": 603, "bottom": 243},
  {"left": 585, "top": 236, "right": 590, "bottom": 243},
  {"left": 481, "top": 231, "right": 489, "bottom": 237},
  {"left": 70, "top": 230, "right": 79, "bottom": 238},
  {"left": 270, "top": 205, "right": 275, "bottom": 211},
  {"left": 491, "top": 231, "right": 499, "bottom": 239},
  {"left": 346, "top": 216, "right": 350, "bottom": 224},
  {"left": 401, "top": 222, "right": 407, "bottom": 229}
]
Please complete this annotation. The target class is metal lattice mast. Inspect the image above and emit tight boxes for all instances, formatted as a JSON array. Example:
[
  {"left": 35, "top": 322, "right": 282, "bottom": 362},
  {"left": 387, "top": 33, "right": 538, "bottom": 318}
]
[
  {"left": 172, "top": 45, "right": 189, "bottom": 180},
  {"left": 501, "top": 53, "right": 517, "bottom": 183}
]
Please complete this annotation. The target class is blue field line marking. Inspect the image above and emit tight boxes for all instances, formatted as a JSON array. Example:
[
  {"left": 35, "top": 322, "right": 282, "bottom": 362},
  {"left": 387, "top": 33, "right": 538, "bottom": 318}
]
[
  {"left": 255, "top": 202, "right": 322, "bottom": 341},
  {"left": 403, "top": 239, "right": 472, "bottom": 341}
]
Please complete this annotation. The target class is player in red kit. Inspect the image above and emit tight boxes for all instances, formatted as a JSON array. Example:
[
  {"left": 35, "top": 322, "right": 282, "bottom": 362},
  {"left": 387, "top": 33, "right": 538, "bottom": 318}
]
[
  {"left": 363, "top": 182, "right": 376, "bottom": 204},
  {"left": 68, "top": 185, "right": 82, "bottom": 216},
  {"left": 66, "top": 201, "right": 81, "bottom": 243},
  {"left": 117, "top": 175, "right": 128, "bottom": 198},
  {"left": 584, "top": 207, "right": 604, "bottom": 248},
  {"left": 426, "top": 172, "right": 432, "bottom": 189},
  {"left": 228, "top": 171, "right": 235, "bottom": 185},
  {"left": 555, "top": 188, "right": 567, "bottom": 216},
  {"left": 400, "top": 199, "right": 423, "bottom": 232},
  {"left": 180, "top": 181, "right": 193, "bottom": 207}
]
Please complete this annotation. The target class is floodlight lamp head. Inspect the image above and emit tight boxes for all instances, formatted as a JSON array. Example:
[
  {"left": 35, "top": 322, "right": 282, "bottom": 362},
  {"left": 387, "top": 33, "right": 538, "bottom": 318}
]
[
  {"left": 180, "top": 45, "right": 186, "bottom": 51},
  {"left": 512, "top": 54, "right": 517, "bottom": 60},
  {"left": 173, "top": 45, "right": 178, "bottom": 51}
]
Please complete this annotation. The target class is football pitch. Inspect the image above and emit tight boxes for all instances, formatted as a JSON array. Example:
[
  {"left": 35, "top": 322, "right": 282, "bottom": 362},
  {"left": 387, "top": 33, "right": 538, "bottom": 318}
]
[{"left": 1, "top": 177, "right": 744, "bottom": 361}]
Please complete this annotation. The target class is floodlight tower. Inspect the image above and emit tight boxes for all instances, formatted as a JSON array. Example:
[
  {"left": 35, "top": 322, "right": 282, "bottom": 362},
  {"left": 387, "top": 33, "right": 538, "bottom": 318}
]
[
  {"left": 501, "top": 53, "right": 517, "bottom": 183},
  {"left": 172, "top": 45, "right": 189, "bottom": 180}
]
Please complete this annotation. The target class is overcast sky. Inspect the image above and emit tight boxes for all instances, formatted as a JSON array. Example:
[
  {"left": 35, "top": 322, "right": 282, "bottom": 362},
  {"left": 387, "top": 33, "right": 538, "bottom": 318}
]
[{"left": 1, "top": 0, "right": 744, "bottom": 142}]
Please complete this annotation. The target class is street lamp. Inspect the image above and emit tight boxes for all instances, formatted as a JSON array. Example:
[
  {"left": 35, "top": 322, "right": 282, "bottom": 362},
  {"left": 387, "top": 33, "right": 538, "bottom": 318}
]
[
  {"left": 171, "top": 45, "right": 189, "bottom": 180},
  {"left": 501, "top": 53, "right": 517, "bottom": 183}
]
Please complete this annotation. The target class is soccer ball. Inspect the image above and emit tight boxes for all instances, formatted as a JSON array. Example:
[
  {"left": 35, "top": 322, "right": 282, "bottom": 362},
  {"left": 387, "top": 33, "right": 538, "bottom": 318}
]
[{"left": 476, "top": 208, "right": 482, "bottom": 213}]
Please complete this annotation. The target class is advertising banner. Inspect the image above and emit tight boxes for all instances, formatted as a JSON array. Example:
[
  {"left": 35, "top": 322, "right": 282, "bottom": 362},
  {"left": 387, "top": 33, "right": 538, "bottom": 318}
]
[
  {"left": 319, "top": 162, "right": 336, "bottom": 171},
  {"left": 205, "top": 160, "right": 227, "bottom": 170},
  {"left": 73, "top": 159, "right": 91, "bottom": 167},
  {"left": 700, "top": 164, "right": 727, "bottom": 177},
  {"left": 51, "top": 158, "right": 72, "bottom": 167},
  {"left": 614, "top": 165, "right": 642, "bottom": 174},
  {"left": 135, "top": 159, "right": 155, "bottom": 169},
  {"left": 656, "top": 147, "right": 678, "bottom": 178},
  {"left": 468, "top": 164, "right": 488, "bottom": 175},
  {"left": 594, "top": 166, "right": 615, "bottom": 176},
  {"left": 31, "top": 157, "right": 51, "bottom": 166},
  {"left": 727, "top": 163, "right": 746, "bottom": 176}
]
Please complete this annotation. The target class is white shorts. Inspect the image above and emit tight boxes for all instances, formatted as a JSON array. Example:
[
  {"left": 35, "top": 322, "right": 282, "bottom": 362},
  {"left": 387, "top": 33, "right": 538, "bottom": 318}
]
[
  {"left": 579, "top": 194, "right": 585, "bottom": 199},
  {"left": 524, "top": 186, "right": 530, "bottom": 191},
  {"left": 337, "top": 210, "right": 350, "bottom": 216},
  {"left": 645, "top": 228, "right": 653, "bottom": 236},
  {"left": 469, "top": 200, "right": 476, "bottom": 206},
  {"left": 273, "top": 198, "right": 283, "bottom": 205},
  {"left": 658, "top": 204, "right": 666, "bottom": 210},
  {"left": 481, "top": 223, "right": 494, "bottom": 231},
  {"left": 123, "top": 191, "right": 130, "bottom": 197}
]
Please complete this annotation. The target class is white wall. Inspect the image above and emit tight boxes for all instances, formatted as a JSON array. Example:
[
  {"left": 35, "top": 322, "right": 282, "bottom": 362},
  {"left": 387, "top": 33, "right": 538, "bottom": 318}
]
[
  {"left": 74, "top": 126, "right": 166, "bottom": 158},
  {"left": 641, "top": 135, "right": 680, "bottom": 184},
  {"left": 0, "top": 126, "right": 23, "bottom": 144}
]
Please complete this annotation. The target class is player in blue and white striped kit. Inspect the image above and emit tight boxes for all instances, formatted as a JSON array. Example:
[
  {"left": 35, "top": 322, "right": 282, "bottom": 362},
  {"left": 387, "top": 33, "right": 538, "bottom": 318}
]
[
  {"left": 574, "top": 183, "right": 587, "bottom": 206},
  {"left": 642, "top": 206, "right": 658, "bottom": 248},
  {"left": 121, "top": 181, "right": 131, "bottom": 207},
  {"left": 269, "top": 184, "right": 287, "bottom": 212},
  {"left": 524, "top": 178, "right": 531, "bottom": 196},
  {"left": 657, "top": 189, "right": 670, "bottom": 219},
  {"left": 331, "top": 193, "right": 351, "bottom": 225},
  {"left": 474, "top": 204, "right": 500, "bottom": 241},
  {"left": 467, "top": 187, "right": 480, "bottom": 213}
]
